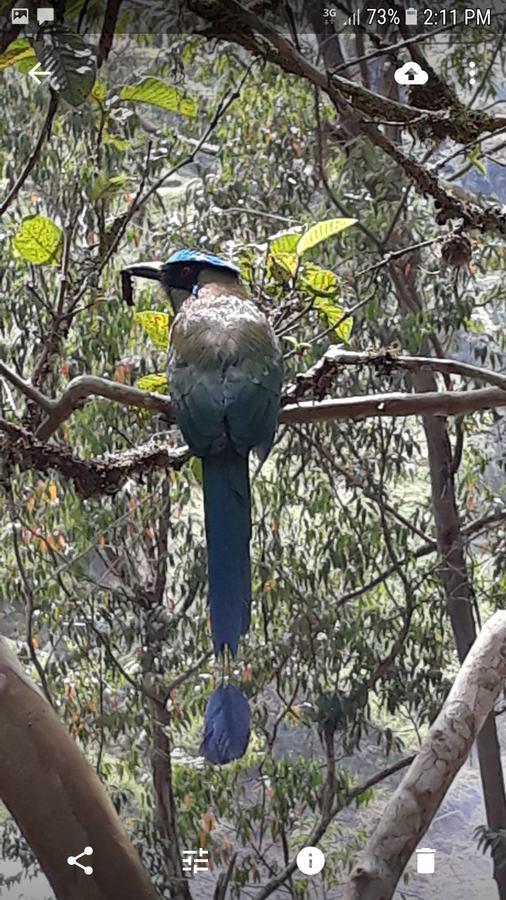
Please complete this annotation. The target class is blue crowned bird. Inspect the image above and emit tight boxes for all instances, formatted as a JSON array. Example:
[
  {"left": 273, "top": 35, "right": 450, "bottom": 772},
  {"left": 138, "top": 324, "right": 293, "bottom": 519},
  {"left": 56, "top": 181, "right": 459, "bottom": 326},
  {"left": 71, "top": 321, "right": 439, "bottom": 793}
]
[{"left": 122, "top": 250, "right": 283, "bottom": 762}]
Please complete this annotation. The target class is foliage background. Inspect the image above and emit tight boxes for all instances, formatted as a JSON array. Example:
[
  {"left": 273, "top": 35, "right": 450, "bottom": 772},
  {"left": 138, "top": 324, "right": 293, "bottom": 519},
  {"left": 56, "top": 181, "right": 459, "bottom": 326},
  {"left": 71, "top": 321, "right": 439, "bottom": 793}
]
[{"left": 0, "top": 4, "right": 505, "bottom": 898}]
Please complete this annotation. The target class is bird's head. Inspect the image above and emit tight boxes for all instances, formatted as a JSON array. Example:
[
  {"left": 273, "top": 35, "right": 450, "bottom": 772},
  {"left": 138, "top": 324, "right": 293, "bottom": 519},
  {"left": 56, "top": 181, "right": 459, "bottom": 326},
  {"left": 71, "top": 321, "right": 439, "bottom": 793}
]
[{"left": 121, "top": 249, "right": 241, "bottom": 311}]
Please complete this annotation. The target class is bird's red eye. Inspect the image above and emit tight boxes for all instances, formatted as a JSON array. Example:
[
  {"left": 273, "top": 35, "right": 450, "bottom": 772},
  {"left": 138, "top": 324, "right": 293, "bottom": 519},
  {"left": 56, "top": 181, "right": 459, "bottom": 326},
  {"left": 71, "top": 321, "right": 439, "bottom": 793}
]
[{"left": 180, "top": 265, "right": 192, "bottom": 278}]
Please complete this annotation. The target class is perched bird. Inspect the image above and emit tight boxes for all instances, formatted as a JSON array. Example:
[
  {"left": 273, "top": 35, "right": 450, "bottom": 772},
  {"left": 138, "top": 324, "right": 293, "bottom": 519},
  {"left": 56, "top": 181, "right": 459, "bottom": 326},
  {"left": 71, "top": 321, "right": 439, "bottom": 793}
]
[{"left": 122, "top": 249, "right": 282, "bottom": 761}]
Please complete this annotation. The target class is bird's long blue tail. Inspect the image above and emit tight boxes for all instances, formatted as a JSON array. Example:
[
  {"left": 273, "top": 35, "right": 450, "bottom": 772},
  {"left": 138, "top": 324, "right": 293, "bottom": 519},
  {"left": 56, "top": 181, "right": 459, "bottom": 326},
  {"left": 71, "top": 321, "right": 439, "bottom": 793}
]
[{"left": 203, "top": 446, "right": 251, "bottom": 656}]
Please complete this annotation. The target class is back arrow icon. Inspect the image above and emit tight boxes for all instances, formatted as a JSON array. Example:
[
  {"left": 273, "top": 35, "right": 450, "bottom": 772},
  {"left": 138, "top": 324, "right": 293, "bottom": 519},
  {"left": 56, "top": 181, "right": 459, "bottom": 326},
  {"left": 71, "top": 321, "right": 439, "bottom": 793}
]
[{"left": 28, "top": 62, "right": 52, "bottom": 85}]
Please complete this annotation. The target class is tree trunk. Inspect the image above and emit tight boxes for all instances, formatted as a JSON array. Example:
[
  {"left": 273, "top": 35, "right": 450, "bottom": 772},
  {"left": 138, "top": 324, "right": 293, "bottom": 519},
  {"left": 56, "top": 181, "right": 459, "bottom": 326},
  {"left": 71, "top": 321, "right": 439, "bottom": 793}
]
[
  {"left": 345, "top": 611, "right": 506, "bottom": 899},
  {"left": 392, "top": 266, "right": 506, "bottom": 898},
  {"left": 0, "top": 637, "right": 159, "bottom": 900},
  {"left": 150, "top": 698, "right": 192, "bottom": 900}
]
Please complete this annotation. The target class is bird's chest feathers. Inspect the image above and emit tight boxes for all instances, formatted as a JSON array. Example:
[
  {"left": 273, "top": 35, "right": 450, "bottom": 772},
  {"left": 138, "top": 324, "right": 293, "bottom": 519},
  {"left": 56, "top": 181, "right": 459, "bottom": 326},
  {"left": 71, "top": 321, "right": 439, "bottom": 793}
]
[{"left": 170, "top": 289, "right": 269, "bottom": 369}]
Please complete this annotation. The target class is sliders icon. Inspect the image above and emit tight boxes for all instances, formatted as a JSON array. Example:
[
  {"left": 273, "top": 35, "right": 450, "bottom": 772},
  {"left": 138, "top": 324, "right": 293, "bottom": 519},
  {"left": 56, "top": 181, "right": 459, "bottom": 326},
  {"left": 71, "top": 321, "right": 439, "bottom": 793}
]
[{"left": 67, "top": 845, "right": 94, "bottom": 876}]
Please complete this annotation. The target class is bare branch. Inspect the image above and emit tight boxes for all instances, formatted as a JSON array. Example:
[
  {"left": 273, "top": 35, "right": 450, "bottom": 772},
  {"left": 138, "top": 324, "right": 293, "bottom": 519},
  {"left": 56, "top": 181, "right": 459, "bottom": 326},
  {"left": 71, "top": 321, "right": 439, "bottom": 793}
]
[
  {"left": 0, "top": 93, "right": 59, "bottom": 217},
  {"left": 279, "top": 387, "right": 506, "bottom": 425},
  {"left": 35, "top": 375, "right": 172, "bottom": 440},
  {"left": 285, "top": 347, "right": 506, "bottom": 402},
  {"left": 0, "top": 362, "right": 54, "bottom": 413},
  {"left": 0, "top": 418, "right": 189, "bottom": 498},
  {"left": 345, "top": 611, "right": 506, "bottom": 900}
]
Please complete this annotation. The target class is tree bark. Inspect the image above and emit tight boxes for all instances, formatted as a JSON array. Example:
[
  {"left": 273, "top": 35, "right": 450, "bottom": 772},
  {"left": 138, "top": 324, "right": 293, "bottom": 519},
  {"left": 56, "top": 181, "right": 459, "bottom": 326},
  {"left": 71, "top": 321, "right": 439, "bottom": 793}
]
[
  {"left": 345, "top": 611, "right": 506, "bottom": 900},
  {"left": 0, "top": 637, "right": 160, "bottom": 900},
  {"left": 392, "top": 266, "right": 506, "bottom": 899}
]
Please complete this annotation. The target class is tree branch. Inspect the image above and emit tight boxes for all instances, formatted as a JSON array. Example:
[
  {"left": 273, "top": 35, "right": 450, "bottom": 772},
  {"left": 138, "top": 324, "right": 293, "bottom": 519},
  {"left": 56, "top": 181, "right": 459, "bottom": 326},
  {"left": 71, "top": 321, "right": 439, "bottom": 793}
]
[
  {"left": 2, "top": 379, "right": 506, "bottom": 496},
  {"left": 345, "top": 611, "right": 506, "bottom": 900},
  {"left": 189, "top": 0, "right": 506, "bottom": 237},
  {"left": 279, "top": 387, "right": 506, "bottom": 425},
  {"left": 0, "top": 418, "right": 190, "bottom": 498},
  {"left": 0, "top": 93, "right": 59, "bottom": 218},
  {"left": 285, "top": 346, "right": 506, "bottom": 402}
]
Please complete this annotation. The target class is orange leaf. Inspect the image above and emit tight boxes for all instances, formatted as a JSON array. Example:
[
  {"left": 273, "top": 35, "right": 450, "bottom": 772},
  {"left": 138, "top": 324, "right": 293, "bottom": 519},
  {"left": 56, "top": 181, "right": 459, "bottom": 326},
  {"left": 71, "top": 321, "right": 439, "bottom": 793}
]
[
  {"left": 48, "top": 481, "right": 58, "bottom": 504},
  {"left": 242, "top": 664, "right": 253, "bottom": 682}
]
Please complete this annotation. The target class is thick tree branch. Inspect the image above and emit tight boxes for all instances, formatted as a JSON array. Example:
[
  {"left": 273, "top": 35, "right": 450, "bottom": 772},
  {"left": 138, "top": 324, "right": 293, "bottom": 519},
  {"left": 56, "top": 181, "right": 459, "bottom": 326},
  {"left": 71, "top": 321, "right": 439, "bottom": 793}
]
[
  {"left": 35, "top": 375, "right": 171, "bottom": 440},
  {"left": 0, "top": 637, "right": 159, "bottom": 900},
  {"left": 2, "top": 380, "right": 506, "bottom": 496},
  {"left": 280, "top": 388, "right": 506, "bottom": 424},
  {"left": 285, "top": 346, "right": 506, "bottom": 402},
  {"left": 345, "top": 611, "right": 506, "bottom": 900},
  {"left": 2, "top": 346, "right": 506, "bottom": 442},
  {"left": 0, "top": 418, "right": 190, "bottom": 498}
]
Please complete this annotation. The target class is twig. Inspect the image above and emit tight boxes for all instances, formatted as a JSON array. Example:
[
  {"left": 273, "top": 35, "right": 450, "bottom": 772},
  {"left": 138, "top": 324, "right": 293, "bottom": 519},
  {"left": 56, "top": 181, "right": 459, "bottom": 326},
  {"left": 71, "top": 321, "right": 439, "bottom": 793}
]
[
  {"left": 97, "top": 0, "right": 123, "bottom": 67},
  {"left": 0, "top": 93, "right": 59, "bottom": 217}
]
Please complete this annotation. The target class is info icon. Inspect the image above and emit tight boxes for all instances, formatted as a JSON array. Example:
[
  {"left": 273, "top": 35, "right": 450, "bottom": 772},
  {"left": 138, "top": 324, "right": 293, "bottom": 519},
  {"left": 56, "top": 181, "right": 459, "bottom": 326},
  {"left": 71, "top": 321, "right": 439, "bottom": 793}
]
[{"left": 296, "top": 846, "right": 325, "bottom": 876}]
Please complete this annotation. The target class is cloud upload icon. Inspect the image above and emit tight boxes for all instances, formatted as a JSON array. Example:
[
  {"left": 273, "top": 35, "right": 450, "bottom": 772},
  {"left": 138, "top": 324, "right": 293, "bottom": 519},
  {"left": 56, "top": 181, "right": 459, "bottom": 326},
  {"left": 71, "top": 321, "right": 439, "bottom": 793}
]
[{"left": 394, "top": 62, "right": 429, "bottom": 86}]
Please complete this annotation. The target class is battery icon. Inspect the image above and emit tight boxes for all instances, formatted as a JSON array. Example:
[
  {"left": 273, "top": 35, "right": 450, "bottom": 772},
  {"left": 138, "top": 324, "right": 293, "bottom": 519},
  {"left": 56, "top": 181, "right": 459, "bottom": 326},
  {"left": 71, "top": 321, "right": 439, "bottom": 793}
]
[{"left": 405, "top": 8, "right": 417, "bottom": 25}]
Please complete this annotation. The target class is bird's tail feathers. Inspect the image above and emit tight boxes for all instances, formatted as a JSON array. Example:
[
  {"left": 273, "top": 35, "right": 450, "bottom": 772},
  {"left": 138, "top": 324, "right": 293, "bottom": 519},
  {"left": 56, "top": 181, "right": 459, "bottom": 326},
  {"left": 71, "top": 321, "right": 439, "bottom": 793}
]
[{"left": 203, "top": 447, "right": 251, "bottom": 655}]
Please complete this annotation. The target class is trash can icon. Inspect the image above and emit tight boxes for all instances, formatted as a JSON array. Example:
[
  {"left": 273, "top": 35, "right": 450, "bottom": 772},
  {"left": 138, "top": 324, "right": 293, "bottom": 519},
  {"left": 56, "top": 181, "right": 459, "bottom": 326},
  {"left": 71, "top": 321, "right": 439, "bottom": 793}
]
[
  {"left": 405, "top": 8, "right": 418, "bottom": 25},
  {"left": 416, "top": 848, "right": 436, "bottom": 874}
]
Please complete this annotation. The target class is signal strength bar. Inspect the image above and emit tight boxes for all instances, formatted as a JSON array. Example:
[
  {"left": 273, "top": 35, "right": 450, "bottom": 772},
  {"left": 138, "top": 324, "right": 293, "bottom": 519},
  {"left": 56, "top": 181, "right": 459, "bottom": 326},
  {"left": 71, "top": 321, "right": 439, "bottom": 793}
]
[{"left": 345, "top": 10, "right": 361, "bottom": 26}]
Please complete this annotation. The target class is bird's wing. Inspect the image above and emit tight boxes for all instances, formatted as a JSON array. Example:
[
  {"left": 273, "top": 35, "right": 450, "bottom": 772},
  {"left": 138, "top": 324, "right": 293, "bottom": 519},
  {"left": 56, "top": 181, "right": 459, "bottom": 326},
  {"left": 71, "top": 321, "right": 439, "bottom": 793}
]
[
  {"left": 224, "top": 324, "right": 283, "bottom": 457},
  {"left": 169, "top": 357, "right": 227, "bottom": 457}
]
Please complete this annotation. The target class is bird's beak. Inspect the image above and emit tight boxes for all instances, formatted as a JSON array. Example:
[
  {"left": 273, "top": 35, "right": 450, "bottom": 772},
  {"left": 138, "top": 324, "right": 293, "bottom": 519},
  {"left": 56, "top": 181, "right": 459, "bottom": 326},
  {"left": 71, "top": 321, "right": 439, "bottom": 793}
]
[{"left": 120, "top": 261, "right": 163, "bottom": 306}]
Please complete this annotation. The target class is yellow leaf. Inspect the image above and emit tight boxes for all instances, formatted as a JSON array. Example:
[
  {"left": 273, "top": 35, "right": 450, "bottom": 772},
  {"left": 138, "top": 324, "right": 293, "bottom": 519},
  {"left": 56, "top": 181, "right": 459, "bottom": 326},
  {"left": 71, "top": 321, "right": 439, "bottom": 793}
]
[
  {"left": 134, "top": 310, "right": 171, "bottom": 347},
  {"left": 296, "top": 218, "right": 356, "bottom": 256},
  {"left": 48, "top": 481, "right": 58, "bottom": 504},
  {"left": 268, "top": 251, "right": 298, "bottom": 283},
  {"left": 136, "top": 372, "right": 168, "bottom": 394},
  {"left": 314, "top": 297, "right": 353, "bottom": 342}
]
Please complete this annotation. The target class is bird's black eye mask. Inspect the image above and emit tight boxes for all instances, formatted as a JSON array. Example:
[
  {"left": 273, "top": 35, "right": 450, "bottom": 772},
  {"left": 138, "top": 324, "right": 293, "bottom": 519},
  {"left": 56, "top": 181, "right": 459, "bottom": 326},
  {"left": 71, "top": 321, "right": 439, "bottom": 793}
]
[{"left": 120, "top": 262, "right": 199, "bottom": 305}]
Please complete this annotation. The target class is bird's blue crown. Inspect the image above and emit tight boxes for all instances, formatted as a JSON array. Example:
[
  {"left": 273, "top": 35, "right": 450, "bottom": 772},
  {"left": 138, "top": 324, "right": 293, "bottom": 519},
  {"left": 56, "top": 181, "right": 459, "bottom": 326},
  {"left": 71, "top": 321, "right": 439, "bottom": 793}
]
[{"left": 164, "top": 249, "right": 240, "bottom": 275}]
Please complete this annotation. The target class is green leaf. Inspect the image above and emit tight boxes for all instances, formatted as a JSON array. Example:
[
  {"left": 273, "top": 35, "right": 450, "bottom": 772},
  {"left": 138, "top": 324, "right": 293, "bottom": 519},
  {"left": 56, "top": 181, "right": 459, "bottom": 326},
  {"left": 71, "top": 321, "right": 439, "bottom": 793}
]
[
  {"left": 190, "top": 457, "right": 203, "bottom": 484},
  {"left": 91, "top": 169, "right": 129, "bottom": 202},
  {"left": 0, "top": 38, "right": 36, "bottom": 71},
  {"left": 300, "top": 264, "right": 338, "bottom": 295},
  {"left": 120, "top": 77, "right": 198, "bottom": 118},
  {"left": 268, "top": 251, "right": 299, "bottom": 283},
  {"left": 103, "top": 130, "right": 129, "bottom": 152},
  {"left": 13, "top": 215, "right": 62, "bottom": 266},
  {"left": 134, "top": 311, "right": 171, "bottom": 347},
  {"left": 296, "top": 218, "right": 356, "bottom": 256},
  {"left": 314, "top": 297, "right": 353, "bottom": 341},
  {"left": 34, "top": 28, "right": 96, "bottom": 107},
  {"left": 469, "top": 146, "right": 487, "bottom": 176},
  {"left": 91, "top": 79, "right": 107, "bottom": 105},
  {"left": 269, "top": 227, "right": 304, "bottom": 256},
  {"left": 136, "top": 373, "right": 168, "bottom": 394}
]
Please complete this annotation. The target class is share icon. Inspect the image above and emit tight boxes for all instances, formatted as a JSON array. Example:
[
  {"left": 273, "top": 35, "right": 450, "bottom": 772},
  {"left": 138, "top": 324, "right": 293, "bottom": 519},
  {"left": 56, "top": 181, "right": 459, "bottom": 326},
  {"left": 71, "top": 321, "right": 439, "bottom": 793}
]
[{"left": 67, "top": 845, "right": 93, "bottom": 876}]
